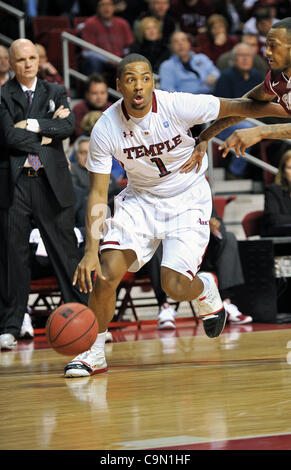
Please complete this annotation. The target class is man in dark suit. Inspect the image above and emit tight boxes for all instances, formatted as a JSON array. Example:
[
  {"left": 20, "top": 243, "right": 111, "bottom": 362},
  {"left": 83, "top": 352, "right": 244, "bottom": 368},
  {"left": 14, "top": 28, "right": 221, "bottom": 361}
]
[{"left": 0, "top": 39, "right": 87, "bottom": 350}]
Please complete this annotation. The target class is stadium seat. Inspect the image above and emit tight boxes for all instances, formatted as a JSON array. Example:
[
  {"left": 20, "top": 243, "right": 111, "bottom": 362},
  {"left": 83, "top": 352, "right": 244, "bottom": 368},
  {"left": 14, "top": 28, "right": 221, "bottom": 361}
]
[
  {"left": 73, "top": 17, "right": 88, "bottom": 33},
  {"left": 259, "top": 140, "right": 276, "bottom": 185},
  {"left": 46, "top": 27, "right": 78, "bottom": 71},
  {"left": 29, "top": 276, "right": 63, "bottom": 316},
  {"left": 213, "top": 196, "right": 236, "bottom": 219},
  {"left": 242, "top": 210, "right": 264, "bottom": 238},
  {"left": 32, "top": 16, "right": 71, "bottom": 48}
]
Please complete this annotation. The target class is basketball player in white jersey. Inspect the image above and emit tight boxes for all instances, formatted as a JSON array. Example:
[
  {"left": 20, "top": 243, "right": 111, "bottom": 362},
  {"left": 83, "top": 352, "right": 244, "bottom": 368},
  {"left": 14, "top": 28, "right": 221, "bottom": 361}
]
[
  {"left": 65, "top": 53, "right": 285, "bottom": 378},
  {"left": 181, "top": 17, "right": 291, "bottom": 173}
]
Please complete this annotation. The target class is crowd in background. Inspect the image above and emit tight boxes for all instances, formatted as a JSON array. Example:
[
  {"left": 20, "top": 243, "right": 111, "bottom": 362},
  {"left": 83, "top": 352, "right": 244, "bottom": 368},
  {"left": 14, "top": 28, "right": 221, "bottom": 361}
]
[
  {"left": 1, "top": 0, "right": 291, "bottom": 178},
  {"left": 1, "top": 0, "right": 291, "bottom": 347}
]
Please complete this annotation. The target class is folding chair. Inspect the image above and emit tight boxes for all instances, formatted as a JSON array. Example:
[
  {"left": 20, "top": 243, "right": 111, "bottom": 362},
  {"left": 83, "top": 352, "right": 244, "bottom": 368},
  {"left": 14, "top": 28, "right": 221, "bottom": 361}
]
[{"left": 242, "top": 210, "right": 264, "bottom": 238}]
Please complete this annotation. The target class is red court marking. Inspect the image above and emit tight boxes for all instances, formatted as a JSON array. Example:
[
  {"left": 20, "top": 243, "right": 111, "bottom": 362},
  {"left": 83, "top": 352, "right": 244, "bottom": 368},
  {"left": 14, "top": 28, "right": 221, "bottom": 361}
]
[
  {"left": 151, "top": 433, "right": 291, "bottom": 450},
  {"left": 13, "top": 321, "right": 291, "bottom": 351}
]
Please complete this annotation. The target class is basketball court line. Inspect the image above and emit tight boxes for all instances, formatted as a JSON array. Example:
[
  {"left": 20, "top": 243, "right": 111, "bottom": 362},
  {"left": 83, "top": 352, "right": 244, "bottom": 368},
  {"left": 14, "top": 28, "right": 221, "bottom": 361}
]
[{"left": 113, "top": 431, "right": 291, "bottom": 450}]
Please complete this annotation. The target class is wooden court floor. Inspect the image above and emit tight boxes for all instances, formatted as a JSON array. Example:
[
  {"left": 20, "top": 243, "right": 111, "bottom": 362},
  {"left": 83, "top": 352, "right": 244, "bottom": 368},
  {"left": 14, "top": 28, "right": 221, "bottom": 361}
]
[{"left": 1, "top": 322, "right": 291, "bottom": 451}]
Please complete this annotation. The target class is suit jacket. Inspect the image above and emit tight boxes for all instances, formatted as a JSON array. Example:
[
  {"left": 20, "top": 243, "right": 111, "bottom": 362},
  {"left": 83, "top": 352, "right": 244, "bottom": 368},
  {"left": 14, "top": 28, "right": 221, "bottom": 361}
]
[
  {"left": 262, "top": 183, "right": 291, "bottom": 236},
  {"left": 0, "top": 77, "right": 76, "bottom": 209}
]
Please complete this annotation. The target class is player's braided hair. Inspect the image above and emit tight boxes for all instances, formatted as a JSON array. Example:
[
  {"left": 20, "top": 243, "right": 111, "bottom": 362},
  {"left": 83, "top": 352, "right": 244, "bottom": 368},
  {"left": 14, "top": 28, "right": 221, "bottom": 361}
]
[{"left": 117, "top": 53, "right": 153, "bottom": 79}]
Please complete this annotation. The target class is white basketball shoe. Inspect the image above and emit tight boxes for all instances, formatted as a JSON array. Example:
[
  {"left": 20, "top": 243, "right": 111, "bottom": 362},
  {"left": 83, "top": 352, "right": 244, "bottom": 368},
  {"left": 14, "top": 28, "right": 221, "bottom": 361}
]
[
  {"left": 158, "top": 302, "right": 176, "bottom": 329},
  {"left": 193, "top": 272, "right": 226, "bottom": 338},
  {"left": 64, "top": 348, "right": 108, "bottom": 377}
]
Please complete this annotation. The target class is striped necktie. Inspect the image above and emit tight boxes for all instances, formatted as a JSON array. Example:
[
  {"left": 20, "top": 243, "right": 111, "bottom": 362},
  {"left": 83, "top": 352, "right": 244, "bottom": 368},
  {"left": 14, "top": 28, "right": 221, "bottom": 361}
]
[{"left": 26, "top": 90, "right": 42, "bottom": 171}]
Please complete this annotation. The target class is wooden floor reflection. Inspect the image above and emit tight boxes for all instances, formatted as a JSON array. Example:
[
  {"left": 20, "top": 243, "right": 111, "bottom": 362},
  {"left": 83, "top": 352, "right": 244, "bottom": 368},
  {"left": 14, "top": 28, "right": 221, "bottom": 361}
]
[{"left": 1, "top": 327, "right": 291, "bottom": 450}]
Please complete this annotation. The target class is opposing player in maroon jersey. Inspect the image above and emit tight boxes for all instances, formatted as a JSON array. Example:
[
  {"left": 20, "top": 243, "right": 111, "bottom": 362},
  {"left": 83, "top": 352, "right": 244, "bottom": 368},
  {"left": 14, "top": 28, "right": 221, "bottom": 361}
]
[{"left": 180, "top": 17, "right": 291, "bottom": 173}]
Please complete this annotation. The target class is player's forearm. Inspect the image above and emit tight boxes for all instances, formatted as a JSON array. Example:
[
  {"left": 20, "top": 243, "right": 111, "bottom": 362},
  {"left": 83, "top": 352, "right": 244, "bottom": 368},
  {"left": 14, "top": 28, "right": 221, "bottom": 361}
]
[
  {"left": 218, "top": 98, "right": 286, "bottom": 120},
  {"left": 199, "top": 116, "right": 244, "bottom": 141},
  {"left": 259, "top": 123, "right": 291, "bottom": 140},
  {"left": 199, "top": 99, "right": 288, "bottom": 142}
]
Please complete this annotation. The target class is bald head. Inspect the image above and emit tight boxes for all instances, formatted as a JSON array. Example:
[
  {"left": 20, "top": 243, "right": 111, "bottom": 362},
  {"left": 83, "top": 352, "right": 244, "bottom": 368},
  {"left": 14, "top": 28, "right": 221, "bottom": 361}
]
[
  {"left": 9, "top": 39, "right": 39, "bottom": 86},
  {"left": 232, "top": 42, "right": 254, "bottom": 74},
  {"left": 9, "top": 39, "right": 37, "bottom": 62}
]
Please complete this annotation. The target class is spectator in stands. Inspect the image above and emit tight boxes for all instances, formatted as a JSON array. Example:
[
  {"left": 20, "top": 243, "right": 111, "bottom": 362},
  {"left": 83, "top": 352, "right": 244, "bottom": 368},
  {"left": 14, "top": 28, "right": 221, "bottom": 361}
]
[
  {"left": 159, "top": 30, "right": 218, "bottom": 146},
  {"left": 114, "top": 0, "right": 148, "bottom": 28},
  {"left": 35, "top": 44, "right": 63, "bottom": 85},
  {"left": 80, "top": 110, "right": 103, "bottom": 136},
  {"left": 241, "top": 33, "right": 268, "bottom": 73},
  {"left": 136, "top": 0, "right": 176, "bottom": 44},
  {"left": 81, "top": 0, "right": 134, "bottom": 77},
  {"left": 0, "top": 46, "right": 13, "bottom": 86},
  {"left": 214, "top": 42, "right": 264, "bottom": 179},
  {"left": 243, "top": 7, "right": 277, "bottom": 57},
  {"left": 171, "top": 0, "right": 215, "bottom": 42},
  {"left": 262, "top": 150, "right": 291, "bottom": 237},
  {"left": 72, "top": 73, "right": 112, "bottom": 140},
  {"left": 130, "top": 17, "right": 171, "bottom": 73},
  {"left": 197, "top": 14, "right": 239, "bottom": 65},
  {"left": 211, "top": 0, "right": 243, "bottom": 34},
  {"left": 216, "top": 32, "right": 268, "bottom": 75},
  {"left": 159, "top": 31, "right": 220, "bottom": 94},
  {"left": 71, "top": 136, "right": 92, "bottom": 194},
  {"left": 199, "top": 205, "right": 253, "bottom": 325}
]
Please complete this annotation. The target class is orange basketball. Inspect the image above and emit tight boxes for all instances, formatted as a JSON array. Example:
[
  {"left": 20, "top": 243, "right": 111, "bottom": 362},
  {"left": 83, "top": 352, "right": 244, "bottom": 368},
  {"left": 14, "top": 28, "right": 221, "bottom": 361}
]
[{"left": 45, "top": 303, "right": 98, "bottom": 356}]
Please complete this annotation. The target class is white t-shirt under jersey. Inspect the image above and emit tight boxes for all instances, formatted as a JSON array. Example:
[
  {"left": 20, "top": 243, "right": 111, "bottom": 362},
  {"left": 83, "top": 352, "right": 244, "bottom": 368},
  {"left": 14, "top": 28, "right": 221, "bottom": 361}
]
[{"left": 86, "top": 89, "right": 220, "bottom": 197}]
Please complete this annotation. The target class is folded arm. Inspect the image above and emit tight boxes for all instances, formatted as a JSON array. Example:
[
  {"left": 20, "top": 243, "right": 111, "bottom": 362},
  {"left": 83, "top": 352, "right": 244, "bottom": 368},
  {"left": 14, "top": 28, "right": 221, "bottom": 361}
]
[
  {"left": 0, "top": 102, "right": 42, "bottom": 153},
  {"left": 37, "top": 86, "right": 75, "bottom": 139}
]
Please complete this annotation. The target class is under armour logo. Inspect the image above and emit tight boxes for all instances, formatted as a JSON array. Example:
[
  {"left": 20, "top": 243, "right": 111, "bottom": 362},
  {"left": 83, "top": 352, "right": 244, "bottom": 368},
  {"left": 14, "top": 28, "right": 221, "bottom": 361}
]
[{"left": 123, "top": 131, "right": 134, "bottom": 138}]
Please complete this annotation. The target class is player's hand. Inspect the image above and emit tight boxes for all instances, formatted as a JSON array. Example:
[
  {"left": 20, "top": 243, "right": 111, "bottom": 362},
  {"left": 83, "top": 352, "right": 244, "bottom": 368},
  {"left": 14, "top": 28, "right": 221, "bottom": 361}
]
[
  {"left": 14, "top": 120, "right": 27, "bottom": 129},
  {"left": 73, "top": 251, "right": 106, "bottom": 294},
  {"left": 41, "top": 136, "right": 52, "bottom": 145},
  {"left": 179, "top": 140, "right": 208, "bottom": 174},
  {"left": 218, "top": 128, "right": 261, "bottom": 158},
  {"left": 40, "top": 61, "right": 58, "bottom": 75},
  {"left": 53, "top": 105, "right": 70, "bottom": 119}
]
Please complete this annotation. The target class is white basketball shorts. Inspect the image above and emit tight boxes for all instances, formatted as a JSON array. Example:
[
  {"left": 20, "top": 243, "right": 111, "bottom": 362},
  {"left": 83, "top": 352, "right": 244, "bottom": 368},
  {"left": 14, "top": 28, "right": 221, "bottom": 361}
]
[{"left": 100, "top": 176, "right": 212, "bottom": 280}]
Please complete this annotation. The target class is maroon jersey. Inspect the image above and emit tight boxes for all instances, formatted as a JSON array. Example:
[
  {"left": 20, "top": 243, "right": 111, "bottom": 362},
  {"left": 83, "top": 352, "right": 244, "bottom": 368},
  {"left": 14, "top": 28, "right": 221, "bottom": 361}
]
[{"left": 263, "top": 70, "right": 291, "bottom": 115}]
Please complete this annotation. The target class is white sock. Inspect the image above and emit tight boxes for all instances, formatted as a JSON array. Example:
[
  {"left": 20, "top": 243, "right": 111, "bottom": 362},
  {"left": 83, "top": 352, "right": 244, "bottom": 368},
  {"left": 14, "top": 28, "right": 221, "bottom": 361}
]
[
  {"left": 196, "top": 272, "right": 211, "bottom": 298},
  {"left": 92, "top": 330, "right": 107, "bottom": 352}
]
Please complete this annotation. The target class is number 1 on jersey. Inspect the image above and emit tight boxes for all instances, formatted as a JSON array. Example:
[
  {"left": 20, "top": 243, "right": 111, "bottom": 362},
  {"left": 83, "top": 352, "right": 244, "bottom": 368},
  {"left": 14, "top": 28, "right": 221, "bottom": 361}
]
[{"left": 150, "top": 157, "right": 171, "bottom": 178}]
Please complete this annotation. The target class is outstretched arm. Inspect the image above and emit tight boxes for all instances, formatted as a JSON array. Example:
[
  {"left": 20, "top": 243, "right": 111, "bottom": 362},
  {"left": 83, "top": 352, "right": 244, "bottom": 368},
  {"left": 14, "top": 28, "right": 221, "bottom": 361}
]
[
  {"left": 200, "top": 83, "right": 276, "bottom": 141},
  {"left": 180, "top": 84, "right": 289, "bottom": 174},
  {"left": 219, "top": 122, "right": 291, "bottom": 158}
]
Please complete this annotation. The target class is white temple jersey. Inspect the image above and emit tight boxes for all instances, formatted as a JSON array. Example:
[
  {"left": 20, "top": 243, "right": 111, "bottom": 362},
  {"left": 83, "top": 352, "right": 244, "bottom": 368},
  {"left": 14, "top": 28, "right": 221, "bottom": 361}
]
[{"left": 86, "top": 89, "right": 220, "bottom": 197}]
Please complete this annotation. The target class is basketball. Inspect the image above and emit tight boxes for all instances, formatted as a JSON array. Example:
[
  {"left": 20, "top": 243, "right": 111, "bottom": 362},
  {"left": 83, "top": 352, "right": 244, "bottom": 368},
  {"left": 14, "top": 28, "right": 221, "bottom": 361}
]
[{"left": 45, "top": 303, "right": 98, "bottom": 356}]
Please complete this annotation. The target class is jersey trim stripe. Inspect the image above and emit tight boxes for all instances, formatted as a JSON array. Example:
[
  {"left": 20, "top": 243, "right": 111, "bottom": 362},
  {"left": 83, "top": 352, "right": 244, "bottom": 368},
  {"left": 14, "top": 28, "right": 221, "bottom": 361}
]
[{"left": 121, "top": 92, "right": 158, "bottom": 121}]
